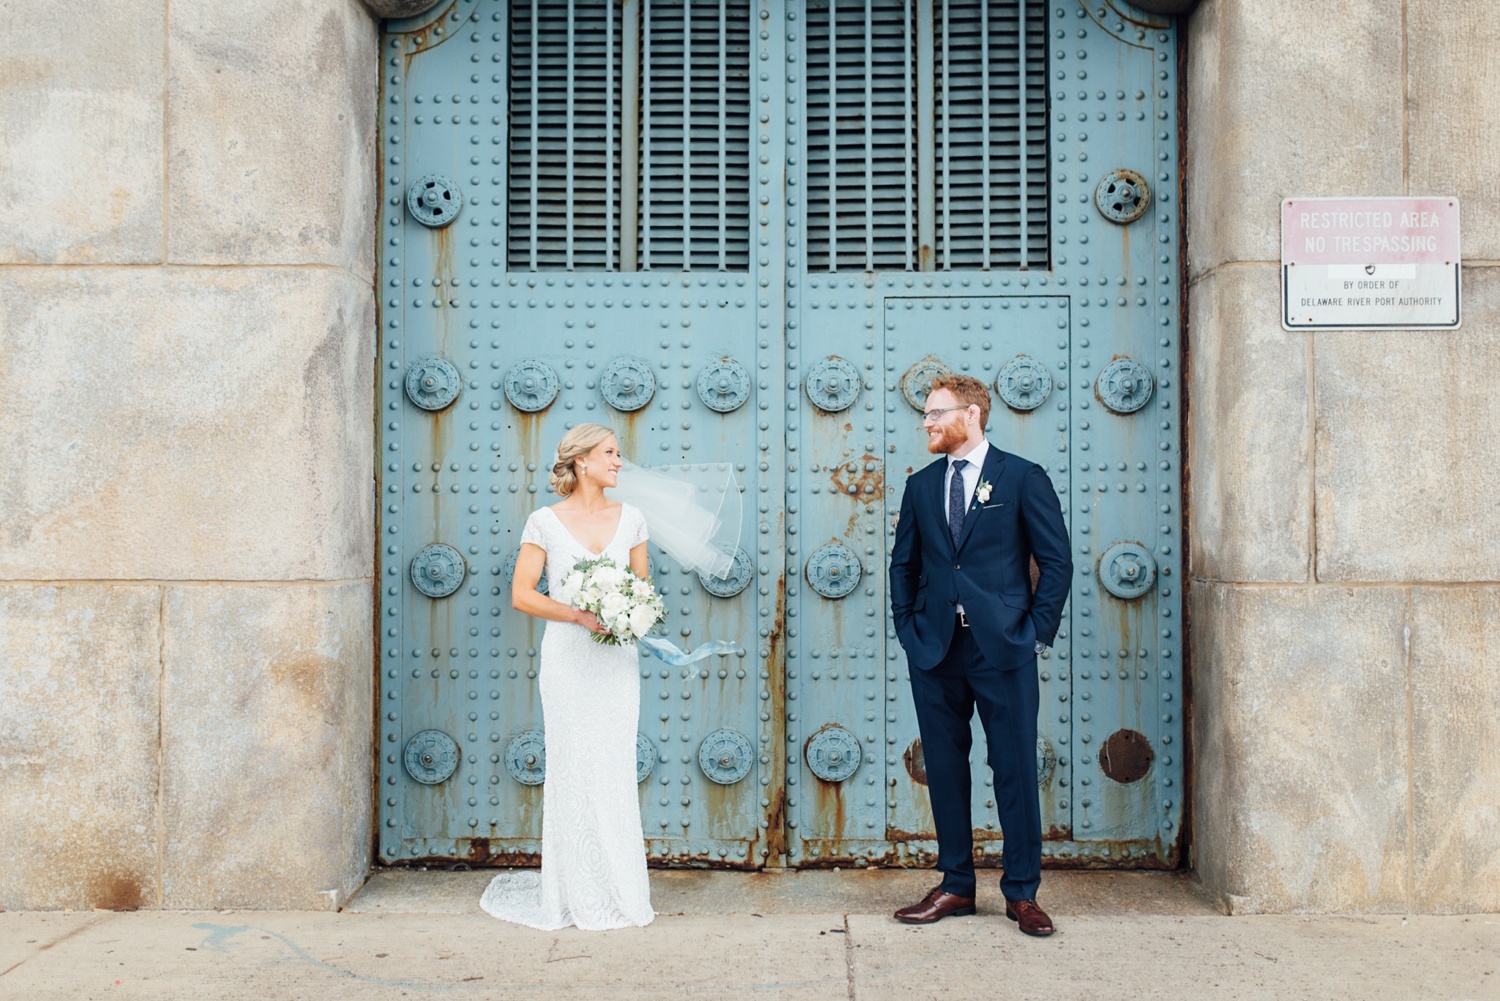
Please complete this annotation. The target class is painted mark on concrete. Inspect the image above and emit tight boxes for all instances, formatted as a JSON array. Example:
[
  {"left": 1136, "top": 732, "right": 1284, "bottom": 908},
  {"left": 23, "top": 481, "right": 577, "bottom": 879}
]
[
  {"left": 181, "top": 915, "right": 1006, "bottom": 994},
  {"left": 0, "top": 915, "right": 110, "bottom": 977},
  {"left": 187, "top": 922, "right": 570, "bottom": 993},
  {"left": 192, "top": 923, "right": 251, "bottom": 953}
]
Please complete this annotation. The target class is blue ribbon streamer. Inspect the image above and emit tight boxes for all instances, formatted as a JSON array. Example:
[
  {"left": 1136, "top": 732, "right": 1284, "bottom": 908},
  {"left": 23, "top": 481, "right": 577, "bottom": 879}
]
[{"left": 637, "top": 636, "right": 742, "bottom": 666}]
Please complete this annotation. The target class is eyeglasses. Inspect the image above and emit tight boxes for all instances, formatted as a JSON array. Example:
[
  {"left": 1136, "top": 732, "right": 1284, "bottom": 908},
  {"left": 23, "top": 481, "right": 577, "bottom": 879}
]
[{"left": 918, "top": 404, "right": 971, "bottom": 427}]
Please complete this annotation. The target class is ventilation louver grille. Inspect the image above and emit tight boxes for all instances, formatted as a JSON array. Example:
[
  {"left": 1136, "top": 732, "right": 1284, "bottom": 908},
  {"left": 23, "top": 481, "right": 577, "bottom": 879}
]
[
  {"left": 805, "top": 0, "right": 919, "bottom": 272},
  {"left": 806, "top": 0, "right": 1048, "bottom": 272},
  {"left": 509, "top": 0, "right": 752, "bottom": 272}
]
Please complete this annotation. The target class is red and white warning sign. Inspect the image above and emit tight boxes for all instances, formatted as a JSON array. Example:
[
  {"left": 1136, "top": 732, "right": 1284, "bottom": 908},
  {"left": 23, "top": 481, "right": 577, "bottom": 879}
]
[{"left": 1281, "top": 197, "right": 1461, "bottom": 330}]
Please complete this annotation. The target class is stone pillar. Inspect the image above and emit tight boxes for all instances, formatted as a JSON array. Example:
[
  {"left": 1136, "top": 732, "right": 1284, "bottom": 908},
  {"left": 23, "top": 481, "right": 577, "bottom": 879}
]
[
  {"left": 0, "top": 0, "right": 379, "bottom": 910},
  {"left": 1187, "top": 0, "right": 1500, "bottom": 913}
]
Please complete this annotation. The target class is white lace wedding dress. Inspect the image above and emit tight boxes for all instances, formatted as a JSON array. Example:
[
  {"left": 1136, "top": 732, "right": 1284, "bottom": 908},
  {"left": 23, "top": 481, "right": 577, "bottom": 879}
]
[{"left": 480, "top": 503, "right": 655, "bottom": 930}]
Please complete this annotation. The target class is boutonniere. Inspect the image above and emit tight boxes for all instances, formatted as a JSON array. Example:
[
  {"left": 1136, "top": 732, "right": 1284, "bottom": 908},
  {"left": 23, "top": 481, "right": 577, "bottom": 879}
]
[{"left": 975, "top": 479, "right": 992, "bottom": 505}]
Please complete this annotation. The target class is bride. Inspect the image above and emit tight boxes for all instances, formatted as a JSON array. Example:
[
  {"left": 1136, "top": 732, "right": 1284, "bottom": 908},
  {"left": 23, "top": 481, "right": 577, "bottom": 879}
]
[{"left": 480, "top": 423, "right": 655, "bottom": 930}]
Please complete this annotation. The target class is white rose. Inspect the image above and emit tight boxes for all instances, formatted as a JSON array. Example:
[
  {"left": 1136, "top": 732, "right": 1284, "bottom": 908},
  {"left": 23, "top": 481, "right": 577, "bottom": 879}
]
[
  {"left": 628, "top": 604, "right": 658, "bottom": 638},
  {"left": 555, "top": 571, "right": 584, "bottom": 605},
  {"left": 600, "top": 592, "right": 630, "bottom": 624}
]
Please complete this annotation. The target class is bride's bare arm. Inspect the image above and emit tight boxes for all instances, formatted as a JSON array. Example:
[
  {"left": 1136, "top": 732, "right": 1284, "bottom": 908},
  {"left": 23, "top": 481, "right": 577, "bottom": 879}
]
[
  {"left": 629, "top": 541, "right": 649, "bottom": 579},
  {"left": 511, "top": 542, "right": 607, "bottom": 633}
]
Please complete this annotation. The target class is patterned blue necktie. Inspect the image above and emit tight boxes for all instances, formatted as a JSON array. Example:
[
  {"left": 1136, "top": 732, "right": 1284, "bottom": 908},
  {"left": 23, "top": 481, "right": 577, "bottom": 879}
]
[{"left": 948, "top": 458, "right": 967, "bottom": 549}]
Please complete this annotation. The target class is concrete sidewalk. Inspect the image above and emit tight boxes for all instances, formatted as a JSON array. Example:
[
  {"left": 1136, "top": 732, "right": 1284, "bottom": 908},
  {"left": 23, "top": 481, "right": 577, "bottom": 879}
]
[{"left": 1, "top": 871, "right": 1494, "bottom": 1000}]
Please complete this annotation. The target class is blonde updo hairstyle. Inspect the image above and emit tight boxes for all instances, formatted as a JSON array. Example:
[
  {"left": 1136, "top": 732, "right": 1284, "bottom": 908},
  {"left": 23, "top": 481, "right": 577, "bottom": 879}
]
[{"left": 549, "top": 423, "right": 617, "bottom": 497}]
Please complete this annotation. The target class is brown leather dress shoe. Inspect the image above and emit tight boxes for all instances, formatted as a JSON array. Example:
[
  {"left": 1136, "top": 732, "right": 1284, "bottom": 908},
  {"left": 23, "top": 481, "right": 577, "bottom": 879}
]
[
  {"left": 1005, "top": 898, "right": 1056, "bottom": 936},
  {"left": 893, "top": 886, "right": 976, "bottom": 924}
]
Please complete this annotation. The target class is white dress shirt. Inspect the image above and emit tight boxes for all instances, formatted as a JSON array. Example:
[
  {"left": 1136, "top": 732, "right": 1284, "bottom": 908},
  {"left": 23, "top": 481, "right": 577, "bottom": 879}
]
[{"left": 945, "top": 439, "right": 988, "bottom": 618}]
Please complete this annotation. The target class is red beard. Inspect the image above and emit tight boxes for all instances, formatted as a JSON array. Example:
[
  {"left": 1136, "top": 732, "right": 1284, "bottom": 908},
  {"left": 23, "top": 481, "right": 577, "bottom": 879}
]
[{"left": 926, "top": 419, "right": 968, "bottom": 455}]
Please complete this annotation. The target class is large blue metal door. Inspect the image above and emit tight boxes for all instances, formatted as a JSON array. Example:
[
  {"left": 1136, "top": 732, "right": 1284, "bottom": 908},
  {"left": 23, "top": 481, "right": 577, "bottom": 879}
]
[{"left": 377, "top": 0, "right": 1182, "bottom": 869}]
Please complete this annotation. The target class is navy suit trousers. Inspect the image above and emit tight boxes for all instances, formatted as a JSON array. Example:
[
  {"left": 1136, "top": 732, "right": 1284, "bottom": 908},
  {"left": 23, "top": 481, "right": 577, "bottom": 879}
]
[{"left": 909, "top": 616, "right": 1042, "bottom": 902}]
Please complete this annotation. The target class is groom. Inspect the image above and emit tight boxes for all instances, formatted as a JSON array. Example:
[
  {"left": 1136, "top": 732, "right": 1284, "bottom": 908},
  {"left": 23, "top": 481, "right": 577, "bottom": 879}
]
[{"left": 888, "top": 373, "right": 1072, "bottom": 936}]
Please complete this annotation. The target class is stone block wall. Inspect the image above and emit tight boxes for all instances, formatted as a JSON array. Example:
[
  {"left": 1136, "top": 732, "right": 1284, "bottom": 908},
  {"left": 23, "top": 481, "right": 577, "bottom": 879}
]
[
  {"left": 1187, "top": 0, "right": 1500, "bottom": 913},
  {"left": 0, "top": 1, "right": 379, "bottom": 911}
]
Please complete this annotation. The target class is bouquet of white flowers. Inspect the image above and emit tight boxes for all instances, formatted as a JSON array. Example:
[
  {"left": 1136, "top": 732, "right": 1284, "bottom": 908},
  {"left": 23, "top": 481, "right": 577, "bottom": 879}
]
[{"left": 553, "top": 555, "right": 666, "bottom": 647}]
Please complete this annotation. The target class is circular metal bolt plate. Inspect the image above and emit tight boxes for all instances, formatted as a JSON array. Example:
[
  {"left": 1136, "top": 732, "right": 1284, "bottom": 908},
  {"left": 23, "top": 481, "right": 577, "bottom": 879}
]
[
  {"left": 410, "top": 543, "right": 466, "bottom": 598},
  {"left": 403, "top": 729, "right": 459, "bottom": 785},
  {"left": 996, "top": 356, "right": 1053, "bottom": 412},
  {"left": 804, "top": 356, "right": 861, "bottom": 413},
  {"left": 903, "top": 738, "right": 928, "bottom": 785},
  {"left": 806, "top": 543, "right": 862, "bottom": 599},
  {"left": 1095, "top": 357, "right": 1155, "bottom": 414},
  {"left": 404, "top": 355, "right": 462, "bottom": 412},
  {"left": 1100, "top": 729, "right": 1155, "bottom": 784},
  {"left": 698, "top": 728, "right": 753, "bottom": 785},
  {"left": 696, "top": 357, "right": 751, "bottom": 413},
  {"left": 806, "top": 726, "right": 863, "bottom": 783},
  {"left": 503, "top": 547, "right": 548, "bottom": 595},
  {"left": 1099, "top": 542, "right": 1157, "bottom": 600},
  {"left": 503, "top": 358, "right": 560, "bottom": 413},
  {"left": 601, "top": 355, "right": 656, "bottom": 412},
  {"left": 406, "top": 174, "right": 463, "bottom": 228},
  {"left": 900, "top": 355, "right": 951, "bottom": 411},
  {"left": 1095, "top": 168, "right": 1151, "bottom": 225},
  {"left": 698, "top": 546, "right": 753, "bottom": 597},
  {"left": 505, "top": 729, "right": 546, "bottom": 785},
  {"left": 1036, "top": 736, "right": 1057, "bottom": 787},
  {"left": 636, "top": 732, "right": 657, "bottom": 784}
]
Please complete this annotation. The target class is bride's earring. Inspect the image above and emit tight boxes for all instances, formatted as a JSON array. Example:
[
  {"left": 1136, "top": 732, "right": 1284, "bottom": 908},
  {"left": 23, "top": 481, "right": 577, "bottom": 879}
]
[{"left": 579, "top": 462, "right": 587, "bottom": 473}]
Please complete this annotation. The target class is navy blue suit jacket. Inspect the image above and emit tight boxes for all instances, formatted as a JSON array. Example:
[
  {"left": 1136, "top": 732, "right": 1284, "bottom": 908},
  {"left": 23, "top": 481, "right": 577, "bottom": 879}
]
[{"left": 889, "top": 444, "right": 1072, "bottom": 672}]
